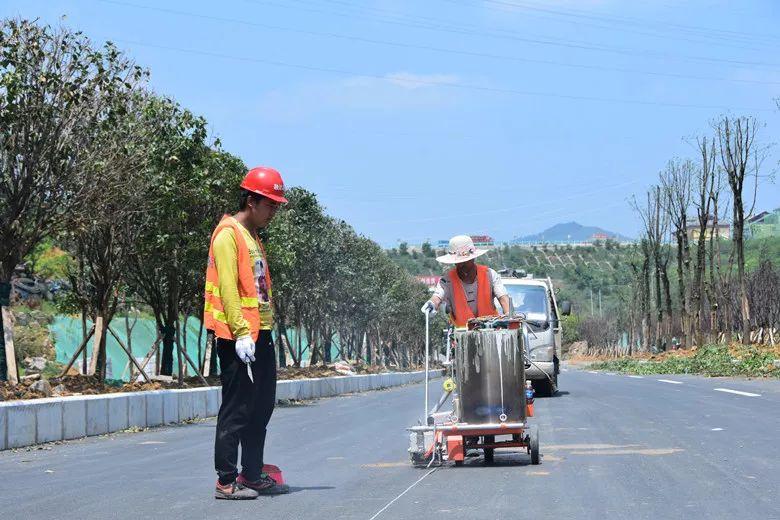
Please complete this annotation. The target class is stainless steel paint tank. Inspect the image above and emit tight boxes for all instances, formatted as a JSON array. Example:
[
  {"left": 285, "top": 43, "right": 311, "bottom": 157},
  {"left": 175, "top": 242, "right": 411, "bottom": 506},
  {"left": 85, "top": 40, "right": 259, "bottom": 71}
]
[{"left": 454, "top": 329, "right": 526, "bottom": 424}]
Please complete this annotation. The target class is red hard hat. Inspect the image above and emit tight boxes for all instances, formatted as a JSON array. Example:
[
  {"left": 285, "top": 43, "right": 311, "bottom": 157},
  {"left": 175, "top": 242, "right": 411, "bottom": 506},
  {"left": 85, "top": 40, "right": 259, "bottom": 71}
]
[{"left": 240, "top": 166, "right": 288, "bottom": 203}]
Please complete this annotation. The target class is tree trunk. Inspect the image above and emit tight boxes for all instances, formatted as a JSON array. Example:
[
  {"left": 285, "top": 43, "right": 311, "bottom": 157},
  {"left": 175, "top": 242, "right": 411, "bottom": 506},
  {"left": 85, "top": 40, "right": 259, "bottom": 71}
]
[
  {"left": 159, "top": 322, "right": 176, "bottom": 376},
  {"left": 81, "top": 310, "right": 88, "bottom": 374},
  {"left": 276, "top": 320, "right": 288, "bottom": 367},
  {"left": 675, "top": 233, "right": 688, "bottom": 347},
  {"left": 0, "top": 281, "right": 12, "bottom": 382}
]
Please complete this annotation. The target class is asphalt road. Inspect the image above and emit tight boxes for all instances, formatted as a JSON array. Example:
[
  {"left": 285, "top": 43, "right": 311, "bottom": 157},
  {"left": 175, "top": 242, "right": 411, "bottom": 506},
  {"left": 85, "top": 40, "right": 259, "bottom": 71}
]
[{"left": 1, "top": 367, "right": 778, "bottom": 519}]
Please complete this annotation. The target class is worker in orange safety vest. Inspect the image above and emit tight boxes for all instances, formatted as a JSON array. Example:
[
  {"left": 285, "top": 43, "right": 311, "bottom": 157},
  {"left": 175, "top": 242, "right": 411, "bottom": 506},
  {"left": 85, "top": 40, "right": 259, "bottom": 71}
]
[
  {"left": 421, "top": 235, "right": 510, "bottom": 327},
  {"left": 204, "top": 166, "right": 289, "bottom": 500}
]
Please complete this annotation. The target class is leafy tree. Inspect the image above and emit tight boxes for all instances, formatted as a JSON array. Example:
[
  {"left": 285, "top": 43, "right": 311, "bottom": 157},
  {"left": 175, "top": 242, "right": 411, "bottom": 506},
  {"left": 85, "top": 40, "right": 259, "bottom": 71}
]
[
  {"left": 0, "top": 19, "right": 144, "bottom": 380},
  {"left": 126, "top": 96, "right": 242, "bottom": 376}
]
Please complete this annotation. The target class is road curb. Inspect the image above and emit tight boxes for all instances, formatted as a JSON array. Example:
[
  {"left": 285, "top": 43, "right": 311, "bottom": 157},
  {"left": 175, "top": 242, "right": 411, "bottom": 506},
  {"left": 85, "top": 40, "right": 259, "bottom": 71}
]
[{"left": 0, "top": 369, "right": 441, "bottom": 450}]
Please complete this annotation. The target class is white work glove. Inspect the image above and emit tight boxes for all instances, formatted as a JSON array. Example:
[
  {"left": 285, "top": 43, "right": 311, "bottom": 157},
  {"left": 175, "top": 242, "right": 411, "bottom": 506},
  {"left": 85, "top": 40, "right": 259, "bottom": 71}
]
[
  {"left": 235, "top": 335, "right": 256, "bottom": 363},
  {"left": 421, "top": 300, "right": 437, "bottom": 316}
]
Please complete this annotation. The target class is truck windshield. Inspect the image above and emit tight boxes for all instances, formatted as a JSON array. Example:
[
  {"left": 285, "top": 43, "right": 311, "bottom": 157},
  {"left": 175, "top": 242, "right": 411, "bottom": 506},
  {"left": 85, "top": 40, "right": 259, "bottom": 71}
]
[{"left": 505, "top": 285, "right": 548, "bottom": 318}]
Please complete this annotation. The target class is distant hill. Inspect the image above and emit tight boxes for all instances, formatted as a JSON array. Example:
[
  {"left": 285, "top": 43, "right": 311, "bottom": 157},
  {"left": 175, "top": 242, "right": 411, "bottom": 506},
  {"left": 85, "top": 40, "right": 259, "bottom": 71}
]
[{"left": 516, "top": 222, "right": 632, "bottom": 243}]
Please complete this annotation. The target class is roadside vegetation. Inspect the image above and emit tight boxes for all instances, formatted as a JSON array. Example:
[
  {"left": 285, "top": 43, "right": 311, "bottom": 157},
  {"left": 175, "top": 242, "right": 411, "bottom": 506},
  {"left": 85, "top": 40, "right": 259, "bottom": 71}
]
[{"left": 588, "top": 343, "right": 780, "bottom": 378}]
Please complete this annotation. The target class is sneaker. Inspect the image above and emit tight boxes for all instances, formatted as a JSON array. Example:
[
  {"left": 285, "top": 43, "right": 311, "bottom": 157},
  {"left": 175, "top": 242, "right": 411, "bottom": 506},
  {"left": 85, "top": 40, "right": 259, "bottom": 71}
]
[
  {"left": 214, "top": 480, "right": 259, "bottom": 500},
  {"left": 237, "top": 473, "right": 290, "bottom": 495}
]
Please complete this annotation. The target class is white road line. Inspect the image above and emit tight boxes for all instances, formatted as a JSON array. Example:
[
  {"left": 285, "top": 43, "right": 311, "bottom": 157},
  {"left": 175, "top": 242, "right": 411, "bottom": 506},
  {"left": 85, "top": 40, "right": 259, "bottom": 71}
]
[
  {"left": 368, "top": 467, "right": 438, "bottom": 520},
  {"left": 628, "top": 375, "right": 644, "bottom": 379},
  {"left": 587, "top": 371, "right": 598, "bottom": 374},
  {"left": 561, "top": 368, "right": 569, "bottom": 372},
  {"left": 657, "top": 379, "right": 683, "bottom": 385},
  {"left": 714, "top": 388, "right": 761, "bottom": 397},
  {"left": 711, "top": 428, "right": 724, "bottom": 431}
]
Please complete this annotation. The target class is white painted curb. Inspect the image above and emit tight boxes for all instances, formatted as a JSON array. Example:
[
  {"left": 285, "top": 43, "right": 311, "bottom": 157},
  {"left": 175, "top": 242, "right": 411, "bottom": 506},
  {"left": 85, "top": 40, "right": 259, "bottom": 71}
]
[{"left": 0, "top": 369, "right": 442, "bottom": 450}]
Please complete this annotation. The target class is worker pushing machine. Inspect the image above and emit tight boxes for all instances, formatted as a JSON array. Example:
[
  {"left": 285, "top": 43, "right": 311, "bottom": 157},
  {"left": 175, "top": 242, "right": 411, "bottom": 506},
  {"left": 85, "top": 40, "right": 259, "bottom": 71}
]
[
  {"left": 421, "top": 235, "right": 511, "bottom": 325},
  {"left": 204, "top": 166, "right": 290, "bottom": 500}
]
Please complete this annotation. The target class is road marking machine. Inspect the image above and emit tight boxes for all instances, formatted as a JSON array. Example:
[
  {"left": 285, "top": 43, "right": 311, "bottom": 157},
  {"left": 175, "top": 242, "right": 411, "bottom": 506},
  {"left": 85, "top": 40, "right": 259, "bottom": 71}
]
[{"left": 408, "top": 308, "right": 540, "bottom": 467}]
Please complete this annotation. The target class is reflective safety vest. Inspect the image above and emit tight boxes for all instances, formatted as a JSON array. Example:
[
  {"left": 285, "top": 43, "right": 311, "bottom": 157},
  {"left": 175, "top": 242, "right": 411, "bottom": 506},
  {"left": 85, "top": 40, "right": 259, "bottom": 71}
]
[
  {"left": 203, "top": 215, "right": 272, "bottom": 342},
  {"left": 448, "top": 264, "right": 497, "bottom": 328}
]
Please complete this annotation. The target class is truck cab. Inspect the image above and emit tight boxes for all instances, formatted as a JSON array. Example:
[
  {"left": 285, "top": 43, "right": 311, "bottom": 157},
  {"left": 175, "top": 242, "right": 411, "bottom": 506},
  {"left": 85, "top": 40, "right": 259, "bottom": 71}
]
[{"left": 499, "top": 272, "right": 570, "bottom": 396}]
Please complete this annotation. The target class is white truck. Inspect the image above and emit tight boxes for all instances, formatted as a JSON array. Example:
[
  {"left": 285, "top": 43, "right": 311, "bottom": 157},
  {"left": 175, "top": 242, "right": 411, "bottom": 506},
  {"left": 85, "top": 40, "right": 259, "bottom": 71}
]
[{"left": 499, "top": 271, "right": 571, "bottom": 396}]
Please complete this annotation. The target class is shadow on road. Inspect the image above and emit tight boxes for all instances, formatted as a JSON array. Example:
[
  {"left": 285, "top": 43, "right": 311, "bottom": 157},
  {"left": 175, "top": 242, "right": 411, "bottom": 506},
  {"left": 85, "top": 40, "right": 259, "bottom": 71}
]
[{"left": 287, "top": 485, "right": 336, "bottom": 494}]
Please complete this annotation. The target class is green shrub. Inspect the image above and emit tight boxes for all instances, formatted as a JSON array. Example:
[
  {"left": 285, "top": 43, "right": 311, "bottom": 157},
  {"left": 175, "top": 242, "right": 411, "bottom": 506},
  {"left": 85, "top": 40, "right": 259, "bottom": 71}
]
[{"left": 591, "top": 344, "right": 778, "bottom": 378}]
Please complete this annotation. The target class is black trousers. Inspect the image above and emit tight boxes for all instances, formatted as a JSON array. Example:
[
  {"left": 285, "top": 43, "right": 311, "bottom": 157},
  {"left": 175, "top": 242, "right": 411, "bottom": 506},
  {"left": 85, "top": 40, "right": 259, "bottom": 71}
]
[{"left": 214, "top": 331, "right": 277, "bottom": 485}]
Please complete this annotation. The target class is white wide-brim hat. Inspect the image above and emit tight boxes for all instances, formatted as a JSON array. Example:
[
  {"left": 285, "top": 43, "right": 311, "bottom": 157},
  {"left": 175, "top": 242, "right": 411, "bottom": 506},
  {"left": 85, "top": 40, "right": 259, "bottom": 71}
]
[{"left": 436, "top": 235, "right": 488, "bottom": 264}]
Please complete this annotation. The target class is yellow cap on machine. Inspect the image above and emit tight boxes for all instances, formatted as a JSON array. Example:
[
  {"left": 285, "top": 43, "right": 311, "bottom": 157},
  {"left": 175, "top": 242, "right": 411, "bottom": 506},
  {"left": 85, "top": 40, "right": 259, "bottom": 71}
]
[{"left": 442, "top": 378, "right": 456, "bottom": 392}]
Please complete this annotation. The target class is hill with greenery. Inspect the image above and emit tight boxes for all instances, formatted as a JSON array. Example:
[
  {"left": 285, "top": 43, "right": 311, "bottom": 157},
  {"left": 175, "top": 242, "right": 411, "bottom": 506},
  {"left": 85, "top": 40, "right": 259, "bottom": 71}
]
[{"left": 517, "top": 221, "right": 633, "bottom": 243}]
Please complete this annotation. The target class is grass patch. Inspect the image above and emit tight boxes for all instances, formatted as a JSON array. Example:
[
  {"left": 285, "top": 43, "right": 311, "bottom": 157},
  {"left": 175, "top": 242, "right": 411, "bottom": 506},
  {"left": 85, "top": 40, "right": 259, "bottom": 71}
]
[{"left": 590, "top": 344, "right": 780, "bottom": 378}]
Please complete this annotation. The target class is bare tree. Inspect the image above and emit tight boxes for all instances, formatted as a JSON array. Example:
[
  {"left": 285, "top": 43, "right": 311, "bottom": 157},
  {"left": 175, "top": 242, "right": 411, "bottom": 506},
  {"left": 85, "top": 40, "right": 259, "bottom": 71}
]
[
  {"left": 660, "top": 159, "right": 693, "bottom": 346},
  {"left": 691, "top": 136, "right": 717, "bottom": 347},
  {"left": 715, "top": 116, "right": 765, "bottom": 344},
  {"left": 632, "top": 187, "right": 670, "bottom": 350}
]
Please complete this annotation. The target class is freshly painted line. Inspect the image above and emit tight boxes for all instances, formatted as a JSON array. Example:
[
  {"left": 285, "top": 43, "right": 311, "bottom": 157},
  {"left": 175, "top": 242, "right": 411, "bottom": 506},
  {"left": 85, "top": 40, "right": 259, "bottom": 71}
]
[
  {"left": 711, "top": 428, "right": 724, "bottom": 431},
  {"left": 714, "top": 388, "right": 761, "bottom": 397},
  {"left": 628, "top": 375, "right": 644, "bottom": 379},
  {"left": 657, "top": 379, "right": 683, "bottom": 385},
  {"left": 369, "top": 467, "right": 438, "bottom": 520},
  {"left": 587, "top": 371, "right": 598, "bottom": 374}
]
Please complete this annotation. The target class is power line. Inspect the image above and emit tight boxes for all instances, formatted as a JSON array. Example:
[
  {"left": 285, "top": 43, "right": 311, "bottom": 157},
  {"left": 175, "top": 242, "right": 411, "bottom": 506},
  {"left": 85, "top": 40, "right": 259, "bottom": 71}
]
[
  {"left": 421, "top": 0, "right": 780, "bottom": 52},
  {"left": 94, "top": 0, "right": 780, "bottom": 86},
  {"left": 235, "top": 0, "right": 780, "bottom": 70},
  {"left": 460, "top": 0, "right": 780, "bottom": 47},
  {"left": 362, "top": 180, "right": 641, "bottom": 226},
  {"left": 107, "top": 36, "right": 776, "bottom": 114}
]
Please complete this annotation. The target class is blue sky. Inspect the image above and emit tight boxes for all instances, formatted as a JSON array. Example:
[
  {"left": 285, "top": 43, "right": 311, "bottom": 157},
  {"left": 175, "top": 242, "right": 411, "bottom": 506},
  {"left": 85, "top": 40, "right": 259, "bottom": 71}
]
[{"left": 4, "top": 0, "right": 779, "bottom": 246}]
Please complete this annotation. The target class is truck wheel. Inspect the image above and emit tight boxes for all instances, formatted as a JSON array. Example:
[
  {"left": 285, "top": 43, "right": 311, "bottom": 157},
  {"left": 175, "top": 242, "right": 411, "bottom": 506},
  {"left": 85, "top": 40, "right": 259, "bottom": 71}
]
[
  {"left": 529, "top": 428, "right": 540, "bottom": 465},
  {"left": 532, "top": 378, "right": 553, "bottom": 397}
]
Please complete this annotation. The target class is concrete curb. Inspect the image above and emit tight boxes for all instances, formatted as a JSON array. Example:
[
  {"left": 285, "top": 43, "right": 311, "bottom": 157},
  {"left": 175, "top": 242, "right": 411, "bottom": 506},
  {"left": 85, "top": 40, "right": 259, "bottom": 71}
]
[{"left": 0, "top": 369, "right": 442, "bottom": 451}]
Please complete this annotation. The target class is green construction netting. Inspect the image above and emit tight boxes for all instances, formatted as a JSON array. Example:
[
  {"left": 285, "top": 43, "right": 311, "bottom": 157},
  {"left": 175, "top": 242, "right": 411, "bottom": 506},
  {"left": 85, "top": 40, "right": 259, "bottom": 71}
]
[{"left": 50, "top": 316, "right": 342, "bottom": 381}]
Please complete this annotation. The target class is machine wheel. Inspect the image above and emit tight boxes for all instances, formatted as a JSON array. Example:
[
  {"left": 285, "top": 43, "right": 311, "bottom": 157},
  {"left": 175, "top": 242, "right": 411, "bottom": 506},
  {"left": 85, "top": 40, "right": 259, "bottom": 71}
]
[
  {"left": 483, "top": 448, "right": 494, "bottom": 464},
  {"left": 529, "top": 428, "right": 540, "bottom": 465},
  {"left": 410, "top": 452, "right": 431, "bottom": 468},
  {"left": 454, "top": 460, "right": 464, "bottom": 467},
  {"left": 483, "top": 435, "right": 495, "bottom": 464}
]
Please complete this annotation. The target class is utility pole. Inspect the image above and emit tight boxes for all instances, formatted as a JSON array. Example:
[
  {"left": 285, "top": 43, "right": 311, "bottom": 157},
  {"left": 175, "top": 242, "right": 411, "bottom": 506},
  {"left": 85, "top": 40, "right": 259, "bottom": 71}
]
[
  {"left": 590, "top": 288, "right": 594, "bottom": 317},
  {"left": 599, "top": 288, "right": 603, "bottom": 318}
]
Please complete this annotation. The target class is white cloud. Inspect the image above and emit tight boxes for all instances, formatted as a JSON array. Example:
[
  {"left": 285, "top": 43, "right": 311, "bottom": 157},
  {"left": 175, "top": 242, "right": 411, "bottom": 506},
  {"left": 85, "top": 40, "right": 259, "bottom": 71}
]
[{"left": 257, "top": 71, "right": 462, "bottom": 123}]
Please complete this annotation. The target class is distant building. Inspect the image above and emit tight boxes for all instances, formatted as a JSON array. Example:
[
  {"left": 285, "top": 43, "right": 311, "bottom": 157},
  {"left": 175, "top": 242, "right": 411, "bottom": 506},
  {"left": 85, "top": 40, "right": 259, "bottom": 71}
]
[
  {"left": 747, "top": 208, "right": 780, "bottom": 239},
  {"left": 590, "top": 232, "right": 610, "bottom": 241},
  {"left": 686, "top": 217, "right": 730, "bottom": 241},
  {"left": 470, "top": 235, "right": 494, "bottom": 247}
]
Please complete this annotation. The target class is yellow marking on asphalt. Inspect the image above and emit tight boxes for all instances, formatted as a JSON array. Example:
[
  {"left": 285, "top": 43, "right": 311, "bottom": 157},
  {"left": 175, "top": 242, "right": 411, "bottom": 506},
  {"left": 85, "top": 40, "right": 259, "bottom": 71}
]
[
  {"left": 545, "top": 444, "right": 641, "bottom": 450},
  {"left": 569, "top": 448, "right": 683, "bottom": 456},
  {"left": 542, "top": 455, "right": 563, "bottom": 462},
  {"left": 363, "top": 462, "right": 408, "bottom": 468},
  {"left": 528, "top": 471, "right": 550, "bottom": 476}
]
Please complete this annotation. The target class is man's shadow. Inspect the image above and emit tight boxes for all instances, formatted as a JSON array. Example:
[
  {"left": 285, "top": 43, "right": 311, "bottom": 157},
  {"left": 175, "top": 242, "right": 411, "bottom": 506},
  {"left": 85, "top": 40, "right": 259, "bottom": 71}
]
[{"left": 286, "top": 485, "right": 335, "bottom": 494}]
